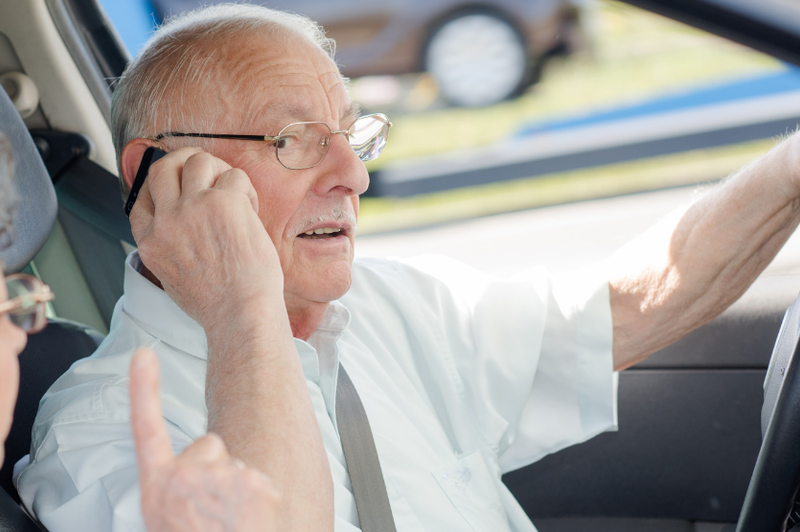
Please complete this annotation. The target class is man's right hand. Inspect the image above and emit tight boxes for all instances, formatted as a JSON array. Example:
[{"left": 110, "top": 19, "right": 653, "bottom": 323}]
[
  {"left": 130, "top": 348, "right": 282, "bottom": 532},
  {"left": 128, "top": 147, "right": 284, "bottom": 330}
]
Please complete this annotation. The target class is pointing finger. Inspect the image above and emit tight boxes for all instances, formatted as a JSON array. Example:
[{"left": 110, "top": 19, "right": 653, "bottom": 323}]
[{"left": 130, "top": 348, "right": 174, "bottom": 484}]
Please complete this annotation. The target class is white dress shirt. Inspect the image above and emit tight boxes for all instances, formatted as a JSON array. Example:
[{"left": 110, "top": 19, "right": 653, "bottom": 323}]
[{"left": 16, "top": 251, "right": 617, "bottom": 532}]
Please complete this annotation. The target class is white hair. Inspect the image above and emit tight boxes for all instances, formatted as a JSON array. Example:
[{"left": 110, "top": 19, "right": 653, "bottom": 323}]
[
  {"left": 0, "top": 134, "right": 18, "bottom": 249},
  {"left": 110, "top": 3, "right": 336, "bottom": 199}
]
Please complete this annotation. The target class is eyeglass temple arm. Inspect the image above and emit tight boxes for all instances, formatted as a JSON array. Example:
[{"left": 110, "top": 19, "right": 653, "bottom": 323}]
[
  {"left": 0, "top": 299, "right": 19, "bottom": 313},
  {"left": 0, "top": 291, "right": 53, "bottom": 313},
  {"left": 152, "top": 132, "right": 278, "bottom": 143},
  {"left": 152, "top": 115, "right": 392, "bottom": 142}
]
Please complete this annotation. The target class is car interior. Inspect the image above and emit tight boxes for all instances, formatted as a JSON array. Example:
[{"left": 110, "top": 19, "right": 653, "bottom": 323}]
[{"left": 3, "top": 0, "right": 800, "bottom": 531}]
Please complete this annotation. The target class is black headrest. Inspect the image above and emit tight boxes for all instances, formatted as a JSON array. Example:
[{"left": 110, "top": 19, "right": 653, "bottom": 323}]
[{"left": 0, "top": 87, "right": 57, "bottom": 274}]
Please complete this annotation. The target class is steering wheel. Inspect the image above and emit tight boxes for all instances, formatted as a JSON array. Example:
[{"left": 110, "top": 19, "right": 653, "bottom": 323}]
[{"left": 736, "top": 291, "right": 800, "bottom": 531}]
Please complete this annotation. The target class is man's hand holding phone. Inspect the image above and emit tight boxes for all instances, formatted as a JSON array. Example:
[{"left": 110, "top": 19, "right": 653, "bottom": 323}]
[{"left": 127, "top": 147, "right": 283, "bottom": 331}]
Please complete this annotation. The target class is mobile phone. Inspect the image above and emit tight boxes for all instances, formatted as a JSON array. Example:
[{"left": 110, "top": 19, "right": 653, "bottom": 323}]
[{"left": 124, "top": 147, "right": 167, "bottom": 217}]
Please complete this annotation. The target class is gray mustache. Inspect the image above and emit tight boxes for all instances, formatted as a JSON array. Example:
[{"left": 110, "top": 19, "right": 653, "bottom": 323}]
[{"left": 289, "top": 208, "right": 358, "bottom": 237}]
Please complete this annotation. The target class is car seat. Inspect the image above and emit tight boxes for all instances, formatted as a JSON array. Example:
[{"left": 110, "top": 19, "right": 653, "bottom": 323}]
[{"left": 0, "top": 85, "right": 104, "bottom": 530}]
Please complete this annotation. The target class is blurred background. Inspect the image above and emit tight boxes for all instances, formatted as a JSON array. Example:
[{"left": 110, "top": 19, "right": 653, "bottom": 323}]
[{"left": 99, "top": 0, "right": 800, "bottom": 275}]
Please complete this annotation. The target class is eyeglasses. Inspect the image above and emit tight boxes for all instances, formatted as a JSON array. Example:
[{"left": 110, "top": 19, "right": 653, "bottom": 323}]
[
  {"left": 150, "top": 113, "right": 392, "bottom": 170},
  {"left": 0, "top": 274, "right": 54, "bottom": 334}
]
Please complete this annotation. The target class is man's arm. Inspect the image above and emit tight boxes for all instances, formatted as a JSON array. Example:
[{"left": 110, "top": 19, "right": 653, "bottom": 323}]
[
  {"left": 609, "top": 133, "right": 800, "bottom": 370},
  {"left": 129, "top": 148, "right": 333, "bottom": 531},
  {"left": 203, "top": 298, "right": 330, "bottom": 532}
]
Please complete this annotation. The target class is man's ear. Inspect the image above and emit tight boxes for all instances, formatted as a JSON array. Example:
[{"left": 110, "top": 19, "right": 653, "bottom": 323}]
[{"left": 120, "top": 138, "right": 161, "bottom": 191}]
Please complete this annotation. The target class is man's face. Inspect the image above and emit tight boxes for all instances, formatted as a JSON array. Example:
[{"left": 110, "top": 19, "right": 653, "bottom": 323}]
[
  {"left": 0, "top": 264, "right": 27, "bottom": 464},
  {"left": 202, "top": 36, "right": 370, "bottom": 313}
]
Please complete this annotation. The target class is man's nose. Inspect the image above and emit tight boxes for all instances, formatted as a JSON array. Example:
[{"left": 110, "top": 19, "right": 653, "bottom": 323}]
[{"left": 311, "top": 133, "right": 370, "bottom": 197}]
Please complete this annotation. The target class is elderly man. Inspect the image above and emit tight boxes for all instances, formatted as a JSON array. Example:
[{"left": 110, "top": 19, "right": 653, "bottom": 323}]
[
  {"left": 15, "top": 3, "right": 800, "bottom": 532},
  {"left": 0, "top": 132, "right": 282, "bottom": 529}
]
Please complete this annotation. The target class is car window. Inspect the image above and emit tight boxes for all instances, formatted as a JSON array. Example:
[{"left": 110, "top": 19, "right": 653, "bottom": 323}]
[{"left": 98, "top": 0, "right": 800, "bottom": 275}]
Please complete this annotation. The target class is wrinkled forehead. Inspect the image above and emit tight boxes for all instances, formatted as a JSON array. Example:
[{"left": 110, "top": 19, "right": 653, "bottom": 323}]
[{"left": 206, "top": 33, "right": 354, "bottom": 131}]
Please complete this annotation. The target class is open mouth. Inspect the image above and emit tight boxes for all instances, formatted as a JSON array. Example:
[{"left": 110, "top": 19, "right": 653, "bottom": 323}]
[{"left": 297, "top": 227, "right": 346, "bottom": 239}]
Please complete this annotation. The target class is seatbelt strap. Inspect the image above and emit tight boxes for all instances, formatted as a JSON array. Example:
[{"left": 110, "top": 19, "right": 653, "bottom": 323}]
[{"left": 335, "top": 364, "right": 397, "bottom": 532}]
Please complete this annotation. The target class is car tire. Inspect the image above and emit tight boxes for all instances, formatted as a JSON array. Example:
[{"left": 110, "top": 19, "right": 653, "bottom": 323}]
[{"left": 424, "top": 11, "right": 530, "bottom": 107}]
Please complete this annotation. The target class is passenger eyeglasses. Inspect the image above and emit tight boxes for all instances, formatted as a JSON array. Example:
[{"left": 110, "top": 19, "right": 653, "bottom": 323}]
[
  {"left": 150, "top": 113, "right": 392, "bottom": 170},
  {"left": 0, "top": 274, "right": 54, "bottom": 334}
]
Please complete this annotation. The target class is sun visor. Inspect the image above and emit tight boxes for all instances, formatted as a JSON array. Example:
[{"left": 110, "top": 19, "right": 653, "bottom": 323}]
[{"left": 0, "top": 87, "right": 57, "bottom": 274}]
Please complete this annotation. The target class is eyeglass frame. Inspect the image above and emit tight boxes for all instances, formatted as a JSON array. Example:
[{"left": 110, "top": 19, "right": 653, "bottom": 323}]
[
  {"left": 0, "top": 273, "right": 54, "bottom": 334},
  {"left": 147, "top": 113, "right": 393, "bottom": 170}
]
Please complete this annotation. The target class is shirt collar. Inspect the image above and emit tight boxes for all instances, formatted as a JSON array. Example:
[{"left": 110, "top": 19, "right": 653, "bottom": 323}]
[
  {"left": 297, "top": 300, "right": 350, "bottom": 376},
  {"left": 297, "top": 300, "right": 350, "bottom": 425},
  {"left": 121, "top": 250, "right": 354, "bottom": 370},
  {"left": 122, "top": 250, "right": 209, "bottom": 358},
  {"left": 311, "top": 300, "right": 351, "bottom": 337}
]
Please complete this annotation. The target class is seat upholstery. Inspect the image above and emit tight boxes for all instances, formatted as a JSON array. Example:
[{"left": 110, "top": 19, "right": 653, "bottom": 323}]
[
  {"left": 0, "top": 491, "right": 39, "bottom": 532},
  {"left": 0, "top": 87, "right": 57, "bottom": 275}
]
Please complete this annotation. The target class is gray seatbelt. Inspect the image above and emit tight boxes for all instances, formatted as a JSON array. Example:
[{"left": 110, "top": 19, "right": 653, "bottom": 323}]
[{"left": 336, "top": 364, "right": 397, "bottom": 532}]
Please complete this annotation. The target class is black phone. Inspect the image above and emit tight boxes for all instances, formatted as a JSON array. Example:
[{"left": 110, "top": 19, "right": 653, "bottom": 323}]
[{"left": 124, "top": 147, "right": 167, "bottom": 217}]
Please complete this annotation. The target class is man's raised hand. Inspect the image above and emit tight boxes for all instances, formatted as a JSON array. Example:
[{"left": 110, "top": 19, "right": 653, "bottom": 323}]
[
  {"left": 130, "top": 348, "right": 281, "bottom": 532},
  {"left": 127, "top": 147, "right": 283, "bottom": 330}
]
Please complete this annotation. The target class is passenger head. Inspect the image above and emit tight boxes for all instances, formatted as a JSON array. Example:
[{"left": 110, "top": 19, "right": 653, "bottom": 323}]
[
  {"left": 114, "top": 4, "right": 372, "bottom": 312},
  {"left": 0, "top": 133, "right": 27, "bottom": 463}
]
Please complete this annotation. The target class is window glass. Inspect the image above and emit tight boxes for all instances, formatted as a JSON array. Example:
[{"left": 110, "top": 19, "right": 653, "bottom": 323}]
[{"left": 99, "top": 0, "right": 799, "bottom": 240}]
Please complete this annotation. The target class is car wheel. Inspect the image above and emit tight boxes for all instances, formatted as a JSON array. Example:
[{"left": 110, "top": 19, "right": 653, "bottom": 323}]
[{"left": 424, "top": 12, "right": 529, "bottom": 107}]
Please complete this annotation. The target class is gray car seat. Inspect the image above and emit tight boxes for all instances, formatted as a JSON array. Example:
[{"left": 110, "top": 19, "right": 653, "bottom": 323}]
[{"left": 0, "top": 87, "right": 104, "bottom": 530}]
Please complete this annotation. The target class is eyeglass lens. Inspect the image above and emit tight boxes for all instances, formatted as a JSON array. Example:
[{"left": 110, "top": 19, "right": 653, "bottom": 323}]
[
  {"left": 6, "top": 276, "right": 45, "bottom": 332},
  {"left": 276, "top": 122, "right": 331, "bottom": 170},
  {"left": 275, "top": 115, "right": 389, "bottom": 170},
  {"left": 350, "top": 116, "right": 388, "bottom": 162}
]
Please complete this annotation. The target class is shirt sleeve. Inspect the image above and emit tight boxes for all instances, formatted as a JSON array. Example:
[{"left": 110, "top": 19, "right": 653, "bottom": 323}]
[
  {"left": 497, "top": 264, "right": 617, "bottom": 473},
  {"left": 15, "top": 354, "right": 197, "bottom": 532},
  {"left": 398, "top": 255, "right": 617, "bottom": 474}
]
